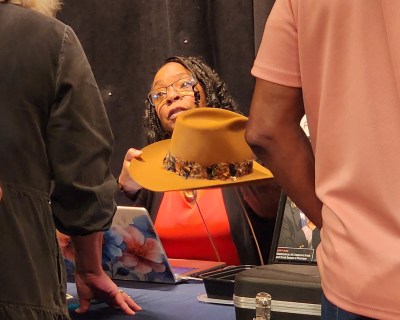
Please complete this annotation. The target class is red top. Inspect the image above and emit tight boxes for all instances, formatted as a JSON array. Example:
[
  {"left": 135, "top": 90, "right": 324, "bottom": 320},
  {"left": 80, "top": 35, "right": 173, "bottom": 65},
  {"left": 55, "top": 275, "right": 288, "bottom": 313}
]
[{"left": 154, "top": 188, "right": 240, "bottom": 265}]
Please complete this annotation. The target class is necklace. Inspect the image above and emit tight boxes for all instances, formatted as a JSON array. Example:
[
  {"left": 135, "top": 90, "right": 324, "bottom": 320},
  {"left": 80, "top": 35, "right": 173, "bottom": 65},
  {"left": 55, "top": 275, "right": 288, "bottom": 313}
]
[{"left": 182, "top": 189, "right": 197, "bottom": 204}]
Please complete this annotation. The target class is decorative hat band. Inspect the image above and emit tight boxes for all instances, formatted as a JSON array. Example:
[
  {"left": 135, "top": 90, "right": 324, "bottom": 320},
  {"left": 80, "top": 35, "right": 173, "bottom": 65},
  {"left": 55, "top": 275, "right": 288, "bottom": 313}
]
[
  {"left": 163, "top": 152, "right": 253, "bottom": 181},
  {"left": 128, "top": 108, "right": 273, "bottom": 192}
]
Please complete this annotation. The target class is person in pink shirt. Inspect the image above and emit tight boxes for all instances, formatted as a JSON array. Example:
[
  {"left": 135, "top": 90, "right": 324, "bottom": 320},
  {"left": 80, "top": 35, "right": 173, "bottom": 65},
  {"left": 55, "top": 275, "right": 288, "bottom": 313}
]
[{"left": 245, "top": 1, "right": 400, "bottom": 319}]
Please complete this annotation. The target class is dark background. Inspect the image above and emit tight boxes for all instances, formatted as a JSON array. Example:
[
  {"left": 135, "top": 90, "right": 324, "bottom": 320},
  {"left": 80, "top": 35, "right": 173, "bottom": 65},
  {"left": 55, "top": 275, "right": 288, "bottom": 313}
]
[{"left": 56, "top": 0, "right": 275, "bottom": 177}]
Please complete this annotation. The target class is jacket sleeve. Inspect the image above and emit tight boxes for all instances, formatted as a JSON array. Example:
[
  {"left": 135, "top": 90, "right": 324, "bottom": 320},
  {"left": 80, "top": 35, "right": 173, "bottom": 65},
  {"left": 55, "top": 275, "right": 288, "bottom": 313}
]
[{"left": 47, "top": 26, "right": 117, "bottom": 236}]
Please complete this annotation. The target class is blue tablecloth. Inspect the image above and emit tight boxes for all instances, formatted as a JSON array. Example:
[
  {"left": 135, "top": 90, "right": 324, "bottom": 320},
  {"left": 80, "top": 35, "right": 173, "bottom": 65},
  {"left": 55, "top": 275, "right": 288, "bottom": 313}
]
[{"left": 67, "top": 281, "right": 235, "bottom": 320}]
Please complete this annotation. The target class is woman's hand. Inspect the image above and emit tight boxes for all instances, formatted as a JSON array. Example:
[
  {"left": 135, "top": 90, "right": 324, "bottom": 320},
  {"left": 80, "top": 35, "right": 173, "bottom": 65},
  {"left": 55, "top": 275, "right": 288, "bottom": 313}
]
[
  {"left": 118, "top": 148, "right": 143, "bottom": 194},
  {"left": 74, "top": 270, "right": 141, "bottom": 315},
  {"left": 72, "top": 232, "right": 141, "bottom": 315}
]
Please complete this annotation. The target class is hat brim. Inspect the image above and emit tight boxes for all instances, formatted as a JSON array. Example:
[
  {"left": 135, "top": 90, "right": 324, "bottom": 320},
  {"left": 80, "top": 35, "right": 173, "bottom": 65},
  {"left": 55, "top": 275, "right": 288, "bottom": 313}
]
[{"left": 129, "top": 140, "right": 274, "bottom": 192}]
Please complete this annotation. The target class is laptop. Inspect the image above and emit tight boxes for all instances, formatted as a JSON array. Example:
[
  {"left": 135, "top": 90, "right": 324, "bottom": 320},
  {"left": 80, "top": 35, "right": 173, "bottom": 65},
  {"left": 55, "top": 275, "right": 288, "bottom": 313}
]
[
  {"left": 103, "top": 206, "right": 226, "bottom": 284},
  {"left": 268, "top": 192, "right": 321, "bottom": 264}
]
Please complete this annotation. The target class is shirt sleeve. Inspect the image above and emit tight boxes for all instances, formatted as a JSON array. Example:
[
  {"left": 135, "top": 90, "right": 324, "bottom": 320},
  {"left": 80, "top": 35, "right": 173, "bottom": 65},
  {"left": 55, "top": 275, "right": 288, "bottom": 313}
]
[
  {"left": 252, "top": 0, "right": 302, "bottom": 88},
  {"left": 47, "top": 26, "right": 117, "bottom": 236}
]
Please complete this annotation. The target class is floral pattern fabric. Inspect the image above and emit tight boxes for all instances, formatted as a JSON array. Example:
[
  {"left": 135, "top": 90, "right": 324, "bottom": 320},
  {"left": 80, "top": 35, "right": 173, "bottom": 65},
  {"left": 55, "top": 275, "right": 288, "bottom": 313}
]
[{"left": 58, "top": 212, "right": 177, "bottom": 283}]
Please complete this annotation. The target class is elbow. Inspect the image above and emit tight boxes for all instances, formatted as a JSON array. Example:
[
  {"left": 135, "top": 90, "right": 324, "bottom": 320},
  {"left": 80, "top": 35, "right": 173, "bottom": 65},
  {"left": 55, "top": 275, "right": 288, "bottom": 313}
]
[{"left": 245, "top": 125, "right": 277, "bottom": 159}]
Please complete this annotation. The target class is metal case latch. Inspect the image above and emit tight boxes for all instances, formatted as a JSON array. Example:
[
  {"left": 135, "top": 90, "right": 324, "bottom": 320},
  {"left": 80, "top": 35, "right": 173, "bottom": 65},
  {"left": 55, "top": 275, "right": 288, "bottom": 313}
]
[{"left": 253, "top": 292, "right": 272, "bottom": 320}]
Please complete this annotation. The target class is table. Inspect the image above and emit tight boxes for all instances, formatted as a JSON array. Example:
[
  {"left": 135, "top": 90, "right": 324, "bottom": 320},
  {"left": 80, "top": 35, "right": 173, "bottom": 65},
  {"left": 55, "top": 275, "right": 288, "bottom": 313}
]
[{"left": 67, "top": 280, "right": 236, "bottom": 320}]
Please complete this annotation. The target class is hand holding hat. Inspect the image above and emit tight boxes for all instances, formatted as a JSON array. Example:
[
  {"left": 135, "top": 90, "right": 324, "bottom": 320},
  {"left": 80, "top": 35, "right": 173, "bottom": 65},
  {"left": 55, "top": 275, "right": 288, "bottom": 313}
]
[{"left": 129, "top": 108, "right": 273, "bottom": 192}]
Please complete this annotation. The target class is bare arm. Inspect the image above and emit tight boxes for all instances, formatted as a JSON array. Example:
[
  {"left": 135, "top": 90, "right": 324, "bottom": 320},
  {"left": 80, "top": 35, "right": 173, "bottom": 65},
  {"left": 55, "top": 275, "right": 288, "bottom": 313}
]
[
  {"left": 71, "top": 232, "right": 141, "bottom": 315},
  {"left": 245, "top": 79, "right": 323, "bottom": 228},
  {"left": 118, "top": 148, "right": 143, "bottom": 194}
]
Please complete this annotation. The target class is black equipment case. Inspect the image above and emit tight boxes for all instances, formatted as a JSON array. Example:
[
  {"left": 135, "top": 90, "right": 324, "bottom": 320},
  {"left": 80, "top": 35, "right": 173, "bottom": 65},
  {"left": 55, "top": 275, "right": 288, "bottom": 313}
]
[
  {"left": 233, "top": 193, "right": 322, "bottom": 319},
  {"left": 233, "top": 263, "right": 321, "bottom": 319}
]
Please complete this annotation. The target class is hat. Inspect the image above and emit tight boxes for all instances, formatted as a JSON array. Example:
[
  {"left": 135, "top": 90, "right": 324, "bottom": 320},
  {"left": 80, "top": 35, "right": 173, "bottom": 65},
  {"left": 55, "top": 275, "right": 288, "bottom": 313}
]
[{"left": 129, "top": 108, "right": 273, "bottom": 191}]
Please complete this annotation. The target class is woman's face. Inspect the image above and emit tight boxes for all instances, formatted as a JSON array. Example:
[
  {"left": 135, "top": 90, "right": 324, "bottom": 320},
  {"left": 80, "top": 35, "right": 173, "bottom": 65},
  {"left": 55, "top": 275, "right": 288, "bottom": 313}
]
[{"left": 151, "top": 62, "right": 206, "bottom": 133}]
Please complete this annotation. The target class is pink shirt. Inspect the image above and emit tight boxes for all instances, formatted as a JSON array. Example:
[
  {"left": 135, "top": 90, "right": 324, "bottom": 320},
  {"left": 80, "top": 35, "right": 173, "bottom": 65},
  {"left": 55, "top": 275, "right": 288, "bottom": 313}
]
[{"left": 253, "top": 1, "right": 400, "bottom": 318}]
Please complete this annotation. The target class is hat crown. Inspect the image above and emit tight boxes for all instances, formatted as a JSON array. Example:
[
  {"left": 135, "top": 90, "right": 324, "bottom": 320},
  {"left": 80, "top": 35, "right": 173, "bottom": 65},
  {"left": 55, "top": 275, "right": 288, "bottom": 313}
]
[
  {"left": 169, "top": 108, "right": 253, "bottom": 165},
  {"left": 128, "top": 107, "right": 273, "bottom": 192}
]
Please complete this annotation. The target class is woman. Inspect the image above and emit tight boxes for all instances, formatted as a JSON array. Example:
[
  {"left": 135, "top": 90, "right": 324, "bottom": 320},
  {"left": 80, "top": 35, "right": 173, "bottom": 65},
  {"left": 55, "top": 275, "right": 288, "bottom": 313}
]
[
  {"left": 118, "top": 56, "right": 280, "bottom": 265},
  {"left": 0, "top": 1, "right": 140, "bottom": 318}
]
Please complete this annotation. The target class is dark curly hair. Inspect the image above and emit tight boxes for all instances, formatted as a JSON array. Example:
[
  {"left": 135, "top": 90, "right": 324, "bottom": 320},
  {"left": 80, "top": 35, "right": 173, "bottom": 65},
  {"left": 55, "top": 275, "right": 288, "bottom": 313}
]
[{"left": 144, "top": 56, "right": 242, "bottom": 144}]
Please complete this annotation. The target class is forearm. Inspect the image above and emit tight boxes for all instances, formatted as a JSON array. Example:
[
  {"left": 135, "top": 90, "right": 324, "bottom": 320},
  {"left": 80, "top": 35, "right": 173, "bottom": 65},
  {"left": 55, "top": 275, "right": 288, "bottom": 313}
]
[
  {"left": 118, "top": 148, "right": 143, "bottom": 197},
  {"left": 71, "top": 232, "right": 103, "bottom": 275},
  {"left": 118, "top": 176, "right": 142, "bottom": 196},
  {"left": 277, "top": 136, "right": 320, "bottom": 228},
  {"left": 71, "top": 231, "right": 142, "bottom": 315},
  {"left": 246, "top": 80, "right": 323, "bottom": 228},
  {"left": 250, "top": 129, "right": 322, "bottom": 228},
  {"left": 118, "top": 182, "right": 142, "bottom": 201}
]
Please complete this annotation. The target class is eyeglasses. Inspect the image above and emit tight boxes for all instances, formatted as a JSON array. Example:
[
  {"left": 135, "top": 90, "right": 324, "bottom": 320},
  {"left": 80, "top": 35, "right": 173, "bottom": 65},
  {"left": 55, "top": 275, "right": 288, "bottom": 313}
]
[{"left": 147, "top": 76, "right": 198, "bottom": 107}]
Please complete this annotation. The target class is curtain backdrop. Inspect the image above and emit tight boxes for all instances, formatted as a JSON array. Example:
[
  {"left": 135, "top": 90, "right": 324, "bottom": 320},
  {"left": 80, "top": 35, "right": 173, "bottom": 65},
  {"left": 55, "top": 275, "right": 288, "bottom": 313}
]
[{"left": 57, "top": 0, "right": 274, "bottom": 179}]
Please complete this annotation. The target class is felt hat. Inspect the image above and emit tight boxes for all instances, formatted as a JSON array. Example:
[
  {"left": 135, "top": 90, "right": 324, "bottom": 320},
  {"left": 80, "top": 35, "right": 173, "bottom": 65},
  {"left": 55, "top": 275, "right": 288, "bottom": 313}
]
[{"left": 129, "top": 108, "right": 273, "bottom": 191}]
